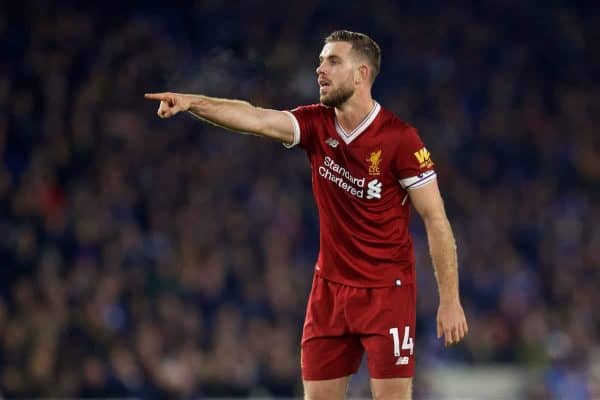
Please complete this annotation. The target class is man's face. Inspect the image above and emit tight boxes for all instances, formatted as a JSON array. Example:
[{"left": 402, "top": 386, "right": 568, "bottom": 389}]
[{"left": 316, "top": 42, "right": 357, "bottom": 107}]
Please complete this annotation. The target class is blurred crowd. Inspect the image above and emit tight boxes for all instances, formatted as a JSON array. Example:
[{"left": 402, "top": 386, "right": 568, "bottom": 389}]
[{"left": 0, "top": 1, "right": 599, "bottom": 398}]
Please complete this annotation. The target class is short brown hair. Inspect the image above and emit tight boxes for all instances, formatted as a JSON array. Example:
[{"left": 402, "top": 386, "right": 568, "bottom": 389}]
[{"left": 325, "top": 30, "right": 381, "bottom": 82}]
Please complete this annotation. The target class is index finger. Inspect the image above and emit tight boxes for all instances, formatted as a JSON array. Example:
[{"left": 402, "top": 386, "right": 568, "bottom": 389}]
[
  {"left": 144, "top": 93, "right": 169, "bottom": 101},
  {"left": 445, "top": 329, "right": 454, "bottom": 347}
]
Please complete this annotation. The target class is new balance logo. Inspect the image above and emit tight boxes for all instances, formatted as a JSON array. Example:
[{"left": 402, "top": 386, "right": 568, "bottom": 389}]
[
  {"left": 325, "top": 137, "right": 339, "bottom": 148},
  {"left": 366, "top": 179, "right": 382, "bottom": 199},
  {"left": 396, "top": 356, "right": 409, "bottom": 366}
]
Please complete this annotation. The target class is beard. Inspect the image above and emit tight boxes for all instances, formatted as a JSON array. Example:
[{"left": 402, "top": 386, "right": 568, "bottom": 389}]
[{"left": 320, "top": 84, "right": 354, "bottom": 108}]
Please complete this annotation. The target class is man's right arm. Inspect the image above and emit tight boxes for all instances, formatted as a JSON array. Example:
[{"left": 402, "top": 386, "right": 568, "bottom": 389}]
[{"left": 144, "top": 92, "right": 296, "bottom": 145}]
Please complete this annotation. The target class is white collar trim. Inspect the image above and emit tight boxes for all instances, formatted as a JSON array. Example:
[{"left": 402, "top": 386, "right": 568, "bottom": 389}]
[{"left": 334, "top": 101, "right": 381, "bottom": 145}]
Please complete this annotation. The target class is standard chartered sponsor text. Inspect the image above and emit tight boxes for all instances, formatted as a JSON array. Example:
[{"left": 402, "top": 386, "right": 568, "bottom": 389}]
[{"left": 319, "top": 156, "right": 366, "bottom": 198}]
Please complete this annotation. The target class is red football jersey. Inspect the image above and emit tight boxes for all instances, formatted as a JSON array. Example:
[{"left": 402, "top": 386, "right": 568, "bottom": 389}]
[{"left": 284, "top": 102, "right": 436, "bottom": 287}]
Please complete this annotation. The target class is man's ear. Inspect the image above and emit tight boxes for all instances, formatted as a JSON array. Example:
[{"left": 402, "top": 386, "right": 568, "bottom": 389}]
[{"left": 357, "top": 64, "right": 370, "bottom": 84}]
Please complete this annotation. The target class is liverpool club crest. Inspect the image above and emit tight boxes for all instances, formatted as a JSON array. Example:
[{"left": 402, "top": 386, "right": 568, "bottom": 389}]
[{"left": 367, "top": 150, "right": 382, "bottom": 176}]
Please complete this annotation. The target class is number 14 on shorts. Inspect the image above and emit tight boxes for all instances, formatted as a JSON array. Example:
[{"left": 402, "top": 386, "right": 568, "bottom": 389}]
[{"left": 389, "top": 326, "right": 414, "bottom": 366}]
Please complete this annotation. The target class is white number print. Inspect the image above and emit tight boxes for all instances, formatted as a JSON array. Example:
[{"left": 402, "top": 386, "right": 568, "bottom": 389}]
[
  {"left": 401, "top": 326, "right": 414, "bottom": 355},
  {"left": 389, "top": 326, "right": 414, "bottom": 357}
]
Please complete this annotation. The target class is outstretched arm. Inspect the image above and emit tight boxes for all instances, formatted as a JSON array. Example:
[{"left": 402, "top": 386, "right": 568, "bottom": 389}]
[
  {"left": 409, "top": 179, "right": 468, "bottom": 347},
  {"left": 144, "top": 92, "right": 295, "bottom": 145}
]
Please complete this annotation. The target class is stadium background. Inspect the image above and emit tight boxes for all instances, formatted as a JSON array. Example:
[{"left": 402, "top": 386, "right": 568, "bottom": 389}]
[{"left": 1, "top": 1, "right": 598, "bottom": 399}]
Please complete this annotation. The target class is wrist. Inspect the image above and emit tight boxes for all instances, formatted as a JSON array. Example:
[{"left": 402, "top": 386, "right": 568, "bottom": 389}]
[
  {"left": 183, "top": 94, "right": 201, "bottom": 112},
  {"left": 439, "top": 294, "right": 460, "bottom": 306}
]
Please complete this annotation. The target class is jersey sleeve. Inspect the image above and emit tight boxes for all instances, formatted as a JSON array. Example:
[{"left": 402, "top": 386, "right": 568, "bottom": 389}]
[
  {"left": 395, "top": 127, "right": 437, "bottom": 190},
  {"left": 282, "top": 104, "right": 320, "bottom": 151}
]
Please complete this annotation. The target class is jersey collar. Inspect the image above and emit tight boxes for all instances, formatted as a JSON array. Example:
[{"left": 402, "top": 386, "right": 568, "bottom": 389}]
[{"left": 334, "top": 101, "right": 381, "bottom": 145}]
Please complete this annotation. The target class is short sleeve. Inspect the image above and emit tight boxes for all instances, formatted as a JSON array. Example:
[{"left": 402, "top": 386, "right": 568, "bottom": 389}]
[
  {"left": 282, "top": 104, "right": 321, "bottom": 150},
  {"left": 395, "top": 127, "right": 437, "bottom": 190}
]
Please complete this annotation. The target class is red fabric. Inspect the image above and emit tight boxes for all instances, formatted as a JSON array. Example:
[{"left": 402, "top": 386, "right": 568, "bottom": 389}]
[
  {"left": 290, "top": 104, "right": 435, "bottom": 287},
  {"left": 301, "top": 274, "right": 416, "bottom": 380}
]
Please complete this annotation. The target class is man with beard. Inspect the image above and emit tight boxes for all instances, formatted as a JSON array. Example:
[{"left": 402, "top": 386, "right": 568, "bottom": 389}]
[{"left": 145, "top": 30, "right": 468, "bottom": 400}]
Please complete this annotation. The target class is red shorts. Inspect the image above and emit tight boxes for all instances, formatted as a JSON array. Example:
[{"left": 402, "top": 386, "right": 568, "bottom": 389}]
[{"left": 301, "top": 273, "right": 416, "bottom": 380}]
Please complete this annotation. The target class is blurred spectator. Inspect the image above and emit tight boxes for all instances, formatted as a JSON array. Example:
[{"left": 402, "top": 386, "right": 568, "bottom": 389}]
[{"left": 0, "top": 1, "right": 598, "bottom": 398}]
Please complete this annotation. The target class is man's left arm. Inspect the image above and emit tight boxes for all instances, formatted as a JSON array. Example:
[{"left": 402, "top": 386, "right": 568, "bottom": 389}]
[{"left": 409, "top": 179, "right": 469, "bottom": 347}]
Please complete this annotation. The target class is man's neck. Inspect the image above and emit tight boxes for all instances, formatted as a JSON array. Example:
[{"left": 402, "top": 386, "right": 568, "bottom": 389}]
[{"left": 334, "top": 94, "right": 375, "bottom": 133}]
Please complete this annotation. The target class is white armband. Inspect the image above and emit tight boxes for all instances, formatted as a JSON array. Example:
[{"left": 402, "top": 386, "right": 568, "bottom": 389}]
[{"left": 399, "top": 170, "right": 437, "bottom": 190}]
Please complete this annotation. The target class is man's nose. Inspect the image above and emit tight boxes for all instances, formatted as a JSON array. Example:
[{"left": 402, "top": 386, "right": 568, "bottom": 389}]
[{"left": 316, "top": 63, "right": 325, "bottom": 75}]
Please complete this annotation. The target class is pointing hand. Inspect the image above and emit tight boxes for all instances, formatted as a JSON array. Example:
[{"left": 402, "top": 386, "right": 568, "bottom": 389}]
[{"left": 144, "top": 92, "right": 191, "bottom": 119}]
